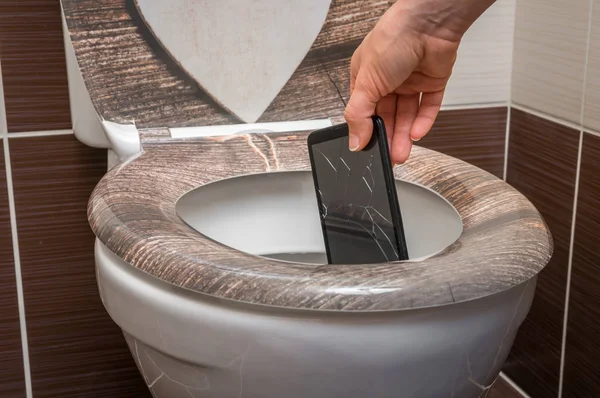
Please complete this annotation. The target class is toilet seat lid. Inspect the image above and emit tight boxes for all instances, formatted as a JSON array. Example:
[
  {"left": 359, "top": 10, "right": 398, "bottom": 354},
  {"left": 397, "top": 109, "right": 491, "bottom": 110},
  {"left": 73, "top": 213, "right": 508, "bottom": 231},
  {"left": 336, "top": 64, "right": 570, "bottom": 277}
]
[{"left": 61, "top": 0, "right": 387, "bottom": 129}]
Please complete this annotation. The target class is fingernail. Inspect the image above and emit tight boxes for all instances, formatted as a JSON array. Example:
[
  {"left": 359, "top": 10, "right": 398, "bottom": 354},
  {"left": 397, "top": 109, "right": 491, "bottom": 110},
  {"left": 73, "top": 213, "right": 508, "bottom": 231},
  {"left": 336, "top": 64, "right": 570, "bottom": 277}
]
[
  {"left": 412, "top": 137, "right": 421, "bottom": 142},
  {"left": 349, "top": 134, "right": 360, "bottom": 151}
]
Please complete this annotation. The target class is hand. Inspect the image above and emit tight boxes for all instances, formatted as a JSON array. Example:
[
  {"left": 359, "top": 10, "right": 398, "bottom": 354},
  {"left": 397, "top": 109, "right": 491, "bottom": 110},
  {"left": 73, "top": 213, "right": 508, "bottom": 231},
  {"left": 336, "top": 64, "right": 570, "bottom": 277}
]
[{"left": 345, "top": 0, "right": 495, "bottom": 164}]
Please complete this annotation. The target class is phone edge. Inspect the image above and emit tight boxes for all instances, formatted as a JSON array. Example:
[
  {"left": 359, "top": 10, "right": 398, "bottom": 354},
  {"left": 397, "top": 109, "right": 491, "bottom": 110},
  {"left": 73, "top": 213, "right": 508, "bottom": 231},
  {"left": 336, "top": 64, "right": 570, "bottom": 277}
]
[
  {"left": 307, "top": 130, "right": 335, "bottom": 265},
  {"left": 307, "top": 124, "right": 348, "bottom": 146},
  {"left": 372, "top": 115, "right": 410, "bottom": 261}
]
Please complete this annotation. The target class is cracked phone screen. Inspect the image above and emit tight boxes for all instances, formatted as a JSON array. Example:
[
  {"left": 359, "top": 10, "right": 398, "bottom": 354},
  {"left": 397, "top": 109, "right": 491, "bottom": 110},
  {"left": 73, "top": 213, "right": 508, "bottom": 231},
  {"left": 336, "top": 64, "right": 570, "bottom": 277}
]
[{"left": 311, "top": 132, "right": 406, "bottom": 264}]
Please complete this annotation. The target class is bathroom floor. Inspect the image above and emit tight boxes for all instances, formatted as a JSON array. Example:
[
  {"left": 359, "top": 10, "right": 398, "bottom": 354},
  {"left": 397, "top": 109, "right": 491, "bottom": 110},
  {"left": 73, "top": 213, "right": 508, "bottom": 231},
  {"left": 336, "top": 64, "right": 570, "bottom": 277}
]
[{"left": 489, "top": 377, "right": 522, "bottom": 397}]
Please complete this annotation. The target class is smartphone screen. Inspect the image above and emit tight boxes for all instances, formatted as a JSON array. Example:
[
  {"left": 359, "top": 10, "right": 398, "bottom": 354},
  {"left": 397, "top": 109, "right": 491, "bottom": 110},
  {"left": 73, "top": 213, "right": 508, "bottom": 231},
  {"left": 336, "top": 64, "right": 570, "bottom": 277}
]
[{"left": 307, "top": 116, "right": 409, "bottom": 264}]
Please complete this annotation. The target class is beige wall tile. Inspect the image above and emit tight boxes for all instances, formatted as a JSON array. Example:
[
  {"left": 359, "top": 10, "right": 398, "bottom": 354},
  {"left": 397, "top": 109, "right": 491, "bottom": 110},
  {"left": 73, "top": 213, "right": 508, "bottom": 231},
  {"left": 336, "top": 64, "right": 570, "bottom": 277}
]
[
  {"left": 444, "top": 0, "right": 516, "bottom": 106},
  {"left": 512, "top": 0, "right": 590, "bottom": 123},
  {"left": 583, "top": 0, "right": 600, "bottom": 131}
]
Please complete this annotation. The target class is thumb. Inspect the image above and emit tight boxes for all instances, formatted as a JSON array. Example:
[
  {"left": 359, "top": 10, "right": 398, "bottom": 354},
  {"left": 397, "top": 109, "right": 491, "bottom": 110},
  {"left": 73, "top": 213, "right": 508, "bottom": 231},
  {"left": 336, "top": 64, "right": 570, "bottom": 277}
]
[{"left": 344, "top": 73, "right": 379, "bottom": 151}]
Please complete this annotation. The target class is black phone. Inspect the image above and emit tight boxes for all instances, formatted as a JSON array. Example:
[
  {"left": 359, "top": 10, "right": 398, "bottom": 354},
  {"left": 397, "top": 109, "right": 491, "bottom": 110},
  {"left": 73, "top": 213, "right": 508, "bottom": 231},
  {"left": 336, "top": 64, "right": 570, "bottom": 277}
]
[{"left": 307, "top": 115, "right": 409, "bottom": 264}]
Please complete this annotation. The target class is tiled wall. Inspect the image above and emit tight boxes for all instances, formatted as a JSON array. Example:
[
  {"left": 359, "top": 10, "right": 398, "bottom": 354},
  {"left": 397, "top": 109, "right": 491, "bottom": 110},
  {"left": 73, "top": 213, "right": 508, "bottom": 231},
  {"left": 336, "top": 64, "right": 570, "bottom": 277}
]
[
  {"left": 0, "top": 1, "right": 71, "bottom": 132},
  {"left": 0, "top": 0, "right": 524, "bottom": 397},
  {"left": 504, "top": 0, "right": 600, "bottom": 397},
  {"left": 442, "top": 0, "right": 516, "bottom": 107},
  {"left": 0, "top": 1, "right": 148, "bottom": 397}
]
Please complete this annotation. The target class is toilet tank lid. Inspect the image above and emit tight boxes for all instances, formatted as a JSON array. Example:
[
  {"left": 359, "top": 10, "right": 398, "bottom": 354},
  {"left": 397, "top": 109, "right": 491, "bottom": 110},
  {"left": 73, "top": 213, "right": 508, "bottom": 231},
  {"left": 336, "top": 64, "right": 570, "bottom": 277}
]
[{"left": 60, "top": 0, "right": 388, "bottom": 130}]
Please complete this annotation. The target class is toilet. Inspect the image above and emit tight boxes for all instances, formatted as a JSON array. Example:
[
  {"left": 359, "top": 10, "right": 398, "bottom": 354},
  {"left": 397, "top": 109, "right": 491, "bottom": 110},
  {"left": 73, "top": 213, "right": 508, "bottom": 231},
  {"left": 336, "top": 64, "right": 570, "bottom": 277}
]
[{"left": 61, "top": 0, "right": 552, "bottom": 397}]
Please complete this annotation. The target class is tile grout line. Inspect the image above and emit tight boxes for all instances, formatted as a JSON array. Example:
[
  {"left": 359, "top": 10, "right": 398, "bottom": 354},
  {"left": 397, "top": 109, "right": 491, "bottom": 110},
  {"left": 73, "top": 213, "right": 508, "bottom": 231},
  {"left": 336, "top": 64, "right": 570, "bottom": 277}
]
[
  {"left": 501, "top": 4, "right": 530, "bottom": 394},
  {"left": 558, "top": 131, "right": 583, "bottom": 398},
  {"left": 503, "top": 0, "right": 518, "bottom": 182},
  {"left": 583, "top": 127, "right": 600, "bottom": 137},
  {"left": 558, "top": 0, "right": 594, "bottom": 395},
  {"left": 7, "top": 129, "right": 73, "bottom": 138},
  {"left": 511, "top": 103, "right": 581, "bottom": 131},
  {"left": 440, "top": 101, "right": 508, "bottom": 111},
  {"left": 2, "top": 139, "right": 33, "bottom": 398},
  {"left": 511, "top": 104, "right": 600, "bottom": 138},
  {"left": 499, "top": 372, "right": 532, "bottom": 398},
  {"left": 0, "top": 60, "right": 33, "bottom": 398},
  {"left": 503, "top": 106, "right": 511, "bottom": 181}
]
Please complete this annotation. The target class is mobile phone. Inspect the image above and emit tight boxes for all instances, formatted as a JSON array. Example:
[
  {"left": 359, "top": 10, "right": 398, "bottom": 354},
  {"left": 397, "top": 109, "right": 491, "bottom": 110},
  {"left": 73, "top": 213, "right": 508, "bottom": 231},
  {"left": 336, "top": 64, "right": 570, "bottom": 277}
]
[{"left": 307, "top": 115, "right": 409, "bottom": 264}]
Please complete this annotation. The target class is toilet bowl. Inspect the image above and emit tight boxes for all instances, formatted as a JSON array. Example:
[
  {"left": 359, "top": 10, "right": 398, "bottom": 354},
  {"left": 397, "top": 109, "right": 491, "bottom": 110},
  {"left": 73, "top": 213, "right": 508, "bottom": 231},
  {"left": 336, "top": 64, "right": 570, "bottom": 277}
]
[
  {"left": 99, "top": 244, "right": 536, "bottom": 398},
  {"left": 59, "top": 0, "right": 552, "bottom": 396},
  {"left": 88, "top": 133, "right": 551, "bottom": 398}
]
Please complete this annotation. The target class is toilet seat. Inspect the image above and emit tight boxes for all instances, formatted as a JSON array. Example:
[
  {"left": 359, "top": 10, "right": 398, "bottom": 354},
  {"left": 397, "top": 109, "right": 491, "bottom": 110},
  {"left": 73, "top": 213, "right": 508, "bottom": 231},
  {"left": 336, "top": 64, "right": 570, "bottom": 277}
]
[{"left": 88, "top": 130, "right": 552, "bottom": 312}]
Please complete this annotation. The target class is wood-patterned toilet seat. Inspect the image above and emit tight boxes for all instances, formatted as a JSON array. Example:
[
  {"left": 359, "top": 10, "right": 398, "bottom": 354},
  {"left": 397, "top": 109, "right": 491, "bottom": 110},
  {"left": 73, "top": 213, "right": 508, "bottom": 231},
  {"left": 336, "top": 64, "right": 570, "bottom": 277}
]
[{"left": 88, "top": 131, "right": 552, "bottom": 312}]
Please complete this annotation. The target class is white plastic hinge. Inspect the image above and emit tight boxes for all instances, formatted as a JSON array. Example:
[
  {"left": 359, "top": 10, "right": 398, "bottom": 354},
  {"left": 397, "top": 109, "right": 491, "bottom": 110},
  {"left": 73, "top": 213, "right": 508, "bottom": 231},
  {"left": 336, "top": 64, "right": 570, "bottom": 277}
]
[{"left": 102, "top": 120, "right": 141, "bottom": 164}]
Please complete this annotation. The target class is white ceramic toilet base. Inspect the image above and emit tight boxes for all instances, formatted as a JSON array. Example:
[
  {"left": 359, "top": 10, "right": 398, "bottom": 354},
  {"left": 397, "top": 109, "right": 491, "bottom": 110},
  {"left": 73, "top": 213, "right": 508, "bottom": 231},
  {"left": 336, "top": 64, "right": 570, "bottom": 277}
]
[{"left": 97, "top": 240, "right": 536, "bottom": 398}]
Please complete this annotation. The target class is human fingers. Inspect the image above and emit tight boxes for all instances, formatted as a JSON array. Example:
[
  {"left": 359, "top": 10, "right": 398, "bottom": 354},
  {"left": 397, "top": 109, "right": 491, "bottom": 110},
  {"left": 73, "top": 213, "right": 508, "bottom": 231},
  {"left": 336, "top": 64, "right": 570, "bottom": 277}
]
[
  {"left": 349, "top": 44, "right": 362, "bottom": 95},
  {"left": 344, "top": 70, "right": 379, "bottom": 151},
  {"left": 391, "top": 93, "right": 419, "bottom": 164},
  {"left": 346, "top": 14, "right": 420, "bottom": 151},
  {"left": 410, "top": 90, "right": 444, "bottom": 141},
  {"left": 375, "top": 94, "right": 398, "bottom": 149},
  {"left": 400, "top": 72, "right": 448, "bottom": 93}
]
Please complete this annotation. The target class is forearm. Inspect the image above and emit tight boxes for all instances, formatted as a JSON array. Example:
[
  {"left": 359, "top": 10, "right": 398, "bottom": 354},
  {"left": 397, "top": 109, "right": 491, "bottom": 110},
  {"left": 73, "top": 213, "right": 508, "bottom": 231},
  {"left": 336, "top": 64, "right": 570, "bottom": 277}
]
[{"left": 388, "top": 0, "right": 497, "bottom": 43}]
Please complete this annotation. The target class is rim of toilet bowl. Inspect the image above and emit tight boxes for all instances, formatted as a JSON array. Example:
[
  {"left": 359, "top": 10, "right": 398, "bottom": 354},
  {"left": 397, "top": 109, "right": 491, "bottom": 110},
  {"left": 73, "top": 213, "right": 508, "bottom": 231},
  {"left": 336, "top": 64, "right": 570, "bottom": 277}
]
[{"left": 87, "top": 131, "right": 553, "bottom": 312}]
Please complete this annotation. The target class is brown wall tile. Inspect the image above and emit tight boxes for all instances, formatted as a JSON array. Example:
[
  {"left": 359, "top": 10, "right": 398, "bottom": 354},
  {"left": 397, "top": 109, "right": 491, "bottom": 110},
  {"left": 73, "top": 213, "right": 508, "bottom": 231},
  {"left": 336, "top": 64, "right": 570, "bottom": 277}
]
[
  {"left": 9, "top": 135, "right": 149, "bottom": 397},
  {"left": 418, "top": 107, "right": 507, "bottom": 178},
  {"left": 0, "top": 140, "right": 26, "bottom": 397},
  {"left": 0, "top": 0, "right": 71, "bottom": 132},
  {"left": 563, "top": 132, "right": 600, "bottom": 397},
  {"left": 504, "top": 108, "right": 579, "bottom": 397}
]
